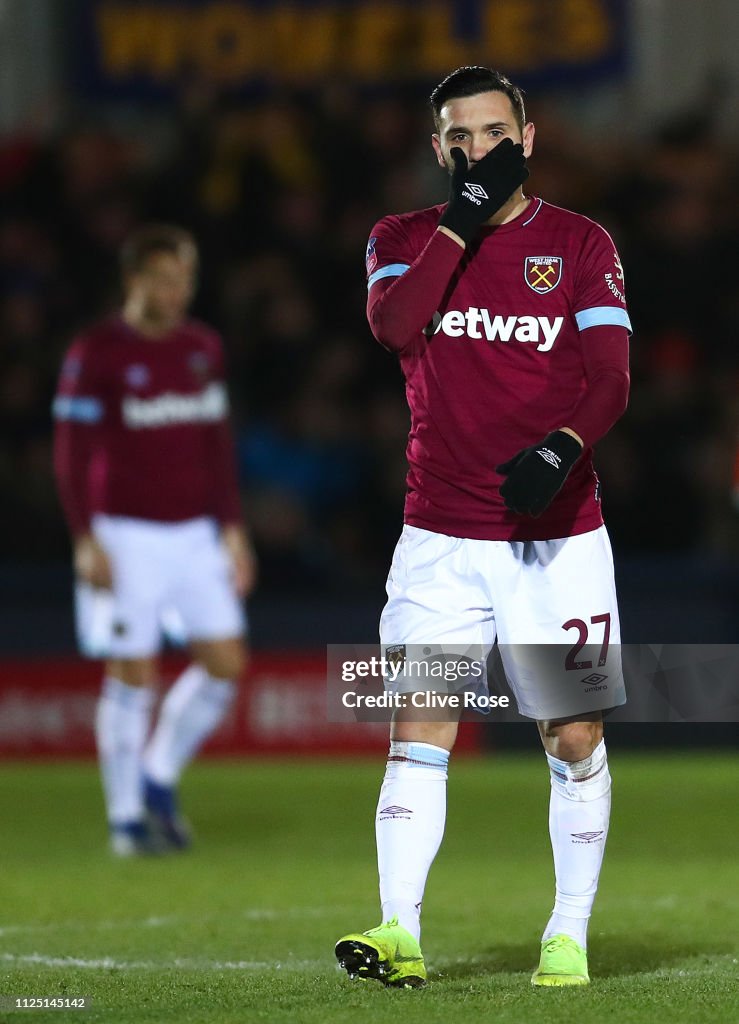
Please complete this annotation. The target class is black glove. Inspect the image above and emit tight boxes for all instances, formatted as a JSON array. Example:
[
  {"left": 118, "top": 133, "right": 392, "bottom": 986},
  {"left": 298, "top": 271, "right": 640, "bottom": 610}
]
[
  {"left": 438, "top": 139, "right": 529, "bottom": 245},
  {"left": 497, "top": 430, "right": 582, "bottom": 517}
]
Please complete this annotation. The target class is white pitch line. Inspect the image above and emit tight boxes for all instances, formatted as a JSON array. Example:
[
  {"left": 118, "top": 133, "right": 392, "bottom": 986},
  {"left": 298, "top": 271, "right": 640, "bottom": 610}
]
[
  {"left": 0, "top": 906, "right": 334, "bottom": 938},
  {"left": 0, "top": 952, "right": 325, "bottom": 972},
  {"left": 0, "top": 916, "right": 181, "bottom": 938}
]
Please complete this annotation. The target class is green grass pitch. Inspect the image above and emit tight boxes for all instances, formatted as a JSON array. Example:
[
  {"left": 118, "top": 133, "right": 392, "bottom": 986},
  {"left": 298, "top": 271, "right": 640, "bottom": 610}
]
[{"left": 0, "top": 752, "right": 736, "bottom": 1023}]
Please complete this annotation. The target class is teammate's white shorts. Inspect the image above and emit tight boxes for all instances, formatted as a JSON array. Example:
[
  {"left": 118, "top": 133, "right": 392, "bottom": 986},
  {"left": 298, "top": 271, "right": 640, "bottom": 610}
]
[
  {"left": 380, "top": 524, "right": 625, "bottom": 720},
  {"left": 75, "top": 515, "right": 246, "bottom": 659}
]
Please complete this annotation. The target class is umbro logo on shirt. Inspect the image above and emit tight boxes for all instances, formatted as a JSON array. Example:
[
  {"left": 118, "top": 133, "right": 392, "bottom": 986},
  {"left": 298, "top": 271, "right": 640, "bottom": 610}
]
[{"left": 433, "top": 307, "right": 564, "bottom": 352}]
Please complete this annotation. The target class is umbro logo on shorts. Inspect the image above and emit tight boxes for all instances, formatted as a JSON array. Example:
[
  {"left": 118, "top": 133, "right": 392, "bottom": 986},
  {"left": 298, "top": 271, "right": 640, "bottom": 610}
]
[{"left": 581, "top": 673, "right": 608, "bottom": 685}]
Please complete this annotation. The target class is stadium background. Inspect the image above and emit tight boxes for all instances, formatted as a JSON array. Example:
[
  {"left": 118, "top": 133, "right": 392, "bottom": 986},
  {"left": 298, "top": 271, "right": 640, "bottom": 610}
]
[
  {"left": 0, "top": 0, "right": 736, "bottom": 759},
  {"left": 0, "top": 4, "right": 737, "bottom": 1023}
]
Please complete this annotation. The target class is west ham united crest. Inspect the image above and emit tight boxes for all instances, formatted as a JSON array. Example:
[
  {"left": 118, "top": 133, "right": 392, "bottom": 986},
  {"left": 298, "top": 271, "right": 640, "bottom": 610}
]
[
  {"left": 385, "top": 644, "right": 406, "bottom": 671},
  {"left": 188, "top": 351, "right": 210, "bottom": 381},
  {"left": 124, "top": 363, "right": 150, "bottom": 389},
  {"left": 525, "top": 256, "right": 563, "bottom": 294}
]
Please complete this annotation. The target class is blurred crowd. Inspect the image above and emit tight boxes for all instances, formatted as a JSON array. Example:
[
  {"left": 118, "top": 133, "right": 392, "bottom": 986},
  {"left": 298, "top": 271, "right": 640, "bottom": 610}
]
[{"left": 1, "top": 85, "right": 737, "bottom": 591}]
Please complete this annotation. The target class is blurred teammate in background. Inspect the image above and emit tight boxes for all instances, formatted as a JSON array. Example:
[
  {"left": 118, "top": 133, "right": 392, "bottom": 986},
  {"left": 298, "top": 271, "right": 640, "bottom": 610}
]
[
  {"left": 335, "top": 67, "right": 631, "bottom": 988},
  {"left": 53, "top": 225, "right": 256, "bottom": 856}
]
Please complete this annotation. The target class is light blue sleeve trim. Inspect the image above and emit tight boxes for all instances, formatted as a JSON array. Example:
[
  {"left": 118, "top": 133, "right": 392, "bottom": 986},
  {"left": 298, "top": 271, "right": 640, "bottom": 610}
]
[
  {"left": 52, "top": 395, "right": 104, "bottom": 423},
  {"left": 367, "top": 263, "right": 411, "bottom": 289},
  {"left": 575, "top": 306, "right": 633, "bottom": 334}
]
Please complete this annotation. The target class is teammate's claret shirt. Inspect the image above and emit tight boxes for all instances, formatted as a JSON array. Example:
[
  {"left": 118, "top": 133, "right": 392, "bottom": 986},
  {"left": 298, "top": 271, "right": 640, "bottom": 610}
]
[{"left": 53, "top": 316, "right": 241, "bottom": 534}]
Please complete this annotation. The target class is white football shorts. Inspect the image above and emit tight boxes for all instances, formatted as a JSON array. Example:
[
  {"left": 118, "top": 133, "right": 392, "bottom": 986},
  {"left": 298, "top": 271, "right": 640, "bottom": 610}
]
[
  {"left": 380, "top": 524, "right": 625, "bottom": 720},
  {"left": 75, "top": 515, "right": 246, "bottom": 659}
]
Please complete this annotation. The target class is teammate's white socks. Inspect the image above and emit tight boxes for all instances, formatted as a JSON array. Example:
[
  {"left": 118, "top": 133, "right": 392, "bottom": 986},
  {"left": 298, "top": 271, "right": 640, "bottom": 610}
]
[
  {"left": 543, "top": 738, "right": 611, "bottom": 950},
  {"left": 143, "top": 664, "right": 235, "bottom": 787},
  {"left": 376, "top": 740, "right": 450, "bottom": 942},
  {"left": 95, "top": 677, "right": 153, "bottom": 826}
]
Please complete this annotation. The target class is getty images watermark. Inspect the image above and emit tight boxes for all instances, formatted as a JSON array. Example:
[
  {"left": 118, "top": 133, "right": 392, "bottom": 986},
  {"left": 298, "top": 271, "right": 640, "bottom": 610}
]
[
  {"left": 327, "top": 644, "right": 514, "bottom": 722},
  {"left": 338, "top": 654, "right": 509, "bottom": 713},
  {"left": 326, "top": 644, "right": 739, "bottom": 723}
]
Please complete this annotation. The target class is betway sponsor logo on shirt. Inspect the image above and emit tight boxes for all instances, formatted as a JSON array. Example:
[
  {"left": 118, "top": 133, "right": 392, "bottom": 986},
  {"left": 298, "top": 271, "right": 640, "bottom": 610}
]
[
  {"left": 122, "top": 382, "right": 228, "bottom": 428},
  {"left": 434, "top": 307, "right": 563, "bottom": 352}
]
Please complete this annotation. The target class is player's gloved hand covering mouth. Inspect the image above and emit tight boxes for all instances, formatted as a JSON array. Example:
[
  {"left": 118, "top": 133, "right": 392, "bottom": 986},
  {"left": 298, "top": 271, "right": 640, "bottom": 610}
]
[
  {"left": 497, "top": 430, "right": 583, "bottom": 517},
  {"left": 439, "top": 140, "right": 529, "bottom": 245}
]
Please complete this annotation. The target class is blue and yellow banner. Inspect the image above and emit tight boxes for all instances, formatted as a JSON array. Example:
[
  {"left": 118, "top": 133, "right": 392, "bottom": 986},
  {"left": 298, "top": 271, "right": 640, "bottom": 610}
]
[{"left": 70, "top": 0, "right": 628, "bottom": 96}]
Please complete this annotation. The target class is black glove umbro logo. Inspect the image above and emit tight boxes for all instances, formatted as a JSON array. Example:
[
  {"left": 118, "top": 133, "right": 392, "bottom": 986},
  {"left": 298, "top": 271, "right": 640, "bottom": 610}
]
[
  {"left": 439, "top": 140, "right": 528, "bottom": 245},
  {"left": 464, "top": 182, "right": 489, "bottom": 200},
  {"left": 536, "top": 447, "right": 561, "bottom": 468}
]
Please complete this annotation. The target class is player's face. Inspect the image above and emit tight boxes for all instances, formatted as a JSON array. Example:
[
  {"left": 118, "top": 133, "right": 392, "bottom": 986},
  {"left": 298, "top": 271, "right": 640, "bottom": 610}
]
[
  {"left": 431, "top": 90, "right": 535, "bottom": 172},
  {"left": 127, "top": 251, "right": 196, "bottom": 327}
]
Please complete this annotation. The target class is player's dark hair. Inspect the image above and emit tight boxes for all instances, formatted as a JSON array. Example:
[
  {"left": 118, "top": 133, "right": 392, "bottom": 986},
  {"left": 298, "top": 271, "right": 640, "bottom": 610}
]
[
  {"left": 120, "top": 224, "right": 198, "bottom": 276},
  {"left": 429, "top": 66, "right": 526, "bottom": 132}
]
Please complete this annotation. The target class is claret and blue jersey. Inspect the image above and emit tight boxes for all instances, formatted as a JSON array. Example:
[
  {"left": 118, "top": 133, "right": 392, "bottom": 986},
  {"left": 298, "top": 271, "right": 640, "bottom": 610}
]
[
  {"left": 365, "top": 197, "right": 632, "bottom": 542},
  {"left": 52, "top": 315, "right": 242, "bottom": 536}
]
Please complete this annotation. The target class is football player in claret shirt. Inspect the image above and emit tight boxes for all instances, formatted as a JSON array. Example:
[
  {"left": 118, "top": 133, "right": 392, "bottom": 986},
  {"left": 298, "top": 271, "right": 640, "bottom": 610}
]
[
  {"left": 53, "top": 225, "right": 256, "bottom": 856},
  {"left": 335, "top": 68, "right": 632, "bottom": 987}
]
